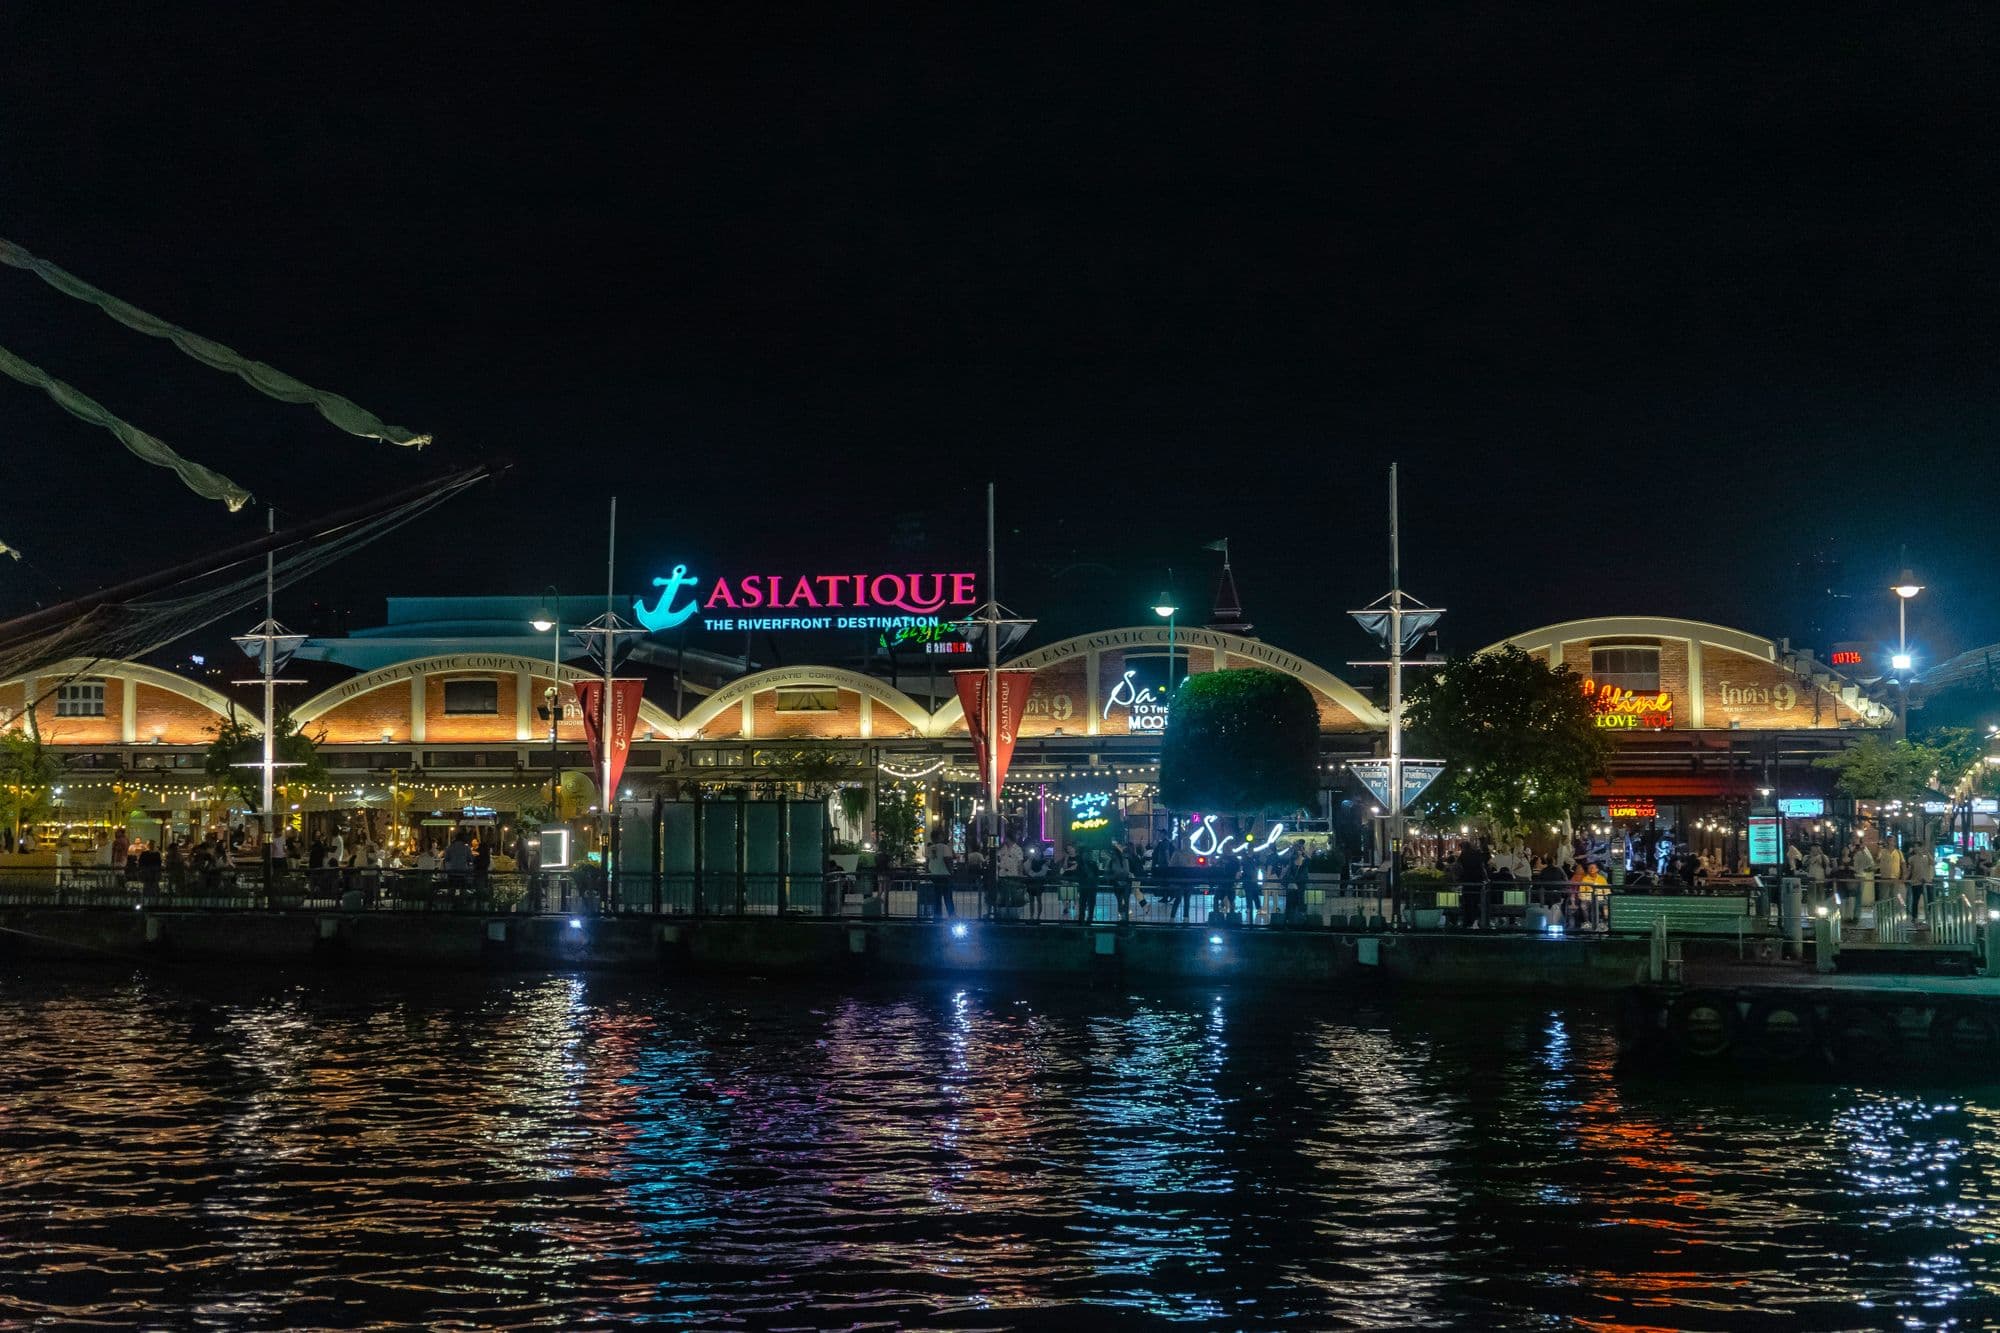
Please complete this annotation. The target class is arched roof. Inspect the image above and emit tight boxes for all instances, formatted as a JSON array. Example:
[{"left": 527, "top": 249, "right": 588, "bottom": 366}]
[
  {"left": 0, "top": 657, "right": 250, "bottom": 732},
  {"left": 1488, "top": 616, "right": 1778, "bottom": 661},
  {"left": 292, "top": 652, "right": 677, "bottom": 734},
  {"left": 930, "top": 626, "right": 1388, "bottom": 731},
  {"left": 674, "top": 664, "right": 934, "bottom": 740}
]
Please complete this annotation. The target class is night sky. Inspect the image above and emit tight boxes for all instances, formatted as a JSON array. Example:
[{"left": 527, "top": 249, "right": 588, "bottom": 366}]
[{"left": 4, "top": 8, "right": 1996, "bottom": 672}]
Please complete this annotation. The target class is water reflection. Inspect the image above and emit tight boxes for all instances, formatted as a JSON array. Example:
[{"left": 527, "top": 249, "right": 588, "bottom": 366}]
[{"left": 6, "top": 970, "right": 2000, "bottom": 1327}]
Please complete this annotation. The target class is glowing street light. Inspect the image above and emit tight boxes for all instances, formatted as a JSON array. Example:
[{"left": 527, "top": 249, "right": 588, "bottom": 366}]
[{"left": 1153, "top": 589, "right": 1178, "bottom": 691}]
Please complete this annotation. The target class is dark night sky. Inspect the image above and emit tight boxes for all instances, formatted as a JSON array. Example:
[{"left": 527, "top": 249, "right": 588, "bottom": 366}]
[{"left": 3, "top": 7, "right": 1997, "bottom": 671}]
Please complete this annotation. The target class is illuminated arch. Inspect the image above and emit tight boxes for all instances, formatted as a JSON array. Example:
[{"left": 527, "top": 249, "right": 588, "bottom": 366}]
[
  {"left": 293, "top": 652, "right": 677, "bottom": 735},
  {"left": 929, "top": 626, "right": 1387, "bottom": 732},
  {"left": 674, "top": 665, "right": 933, "bottom": 741},
  {"left": 0, "top": 657, "right": 248, "bottom": 736},
  {"left": 1486, "top": 616, "right": 1893, "bottom": 728},
  {"left": 1489, "top": 616, "right": 1780, "bottom": 665}
]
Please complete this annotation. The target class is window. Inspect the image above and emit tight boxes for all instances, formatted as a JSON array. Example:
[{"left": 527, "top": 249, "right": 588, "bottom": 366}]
[
  {"left": 442, "top": 678, "right": 500, "bottom": 715},
  {"left": 56, "top": 680, "right": 105, "bottom": 717},
  {"left": 1590, "top": 647, "right": 1661, "bottom": 693},
  {"left": 774, "top": 686, "right": 838, "bottom": 712}
]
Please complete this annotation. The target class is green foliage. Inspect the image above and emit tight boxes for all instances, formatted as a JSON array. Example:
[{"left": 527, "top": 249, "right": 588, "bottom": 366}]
[
  {"left": 837, "top": 784, "right": 870, "bottom": 834},
  {"left": 1403, "top": 646, "right": 1610, "bottom": 833},
  {"left": 1816, "top": 726, "right": 1988, "bottom": 804},
  {"left": 1159, "top": 668, "right": 1321, "bottom": 815},
  {"left": 873, "top": 785, "right": 924, "bottom": 862},
  {"left": 0, "top": 726, "right": 64, "bottom": 831},
  {"left": 1815, "top": 735, "right": 1941, "bottom": 801},
  {"left": 204, "top": 712, "right": 326, "bottom": 812}
]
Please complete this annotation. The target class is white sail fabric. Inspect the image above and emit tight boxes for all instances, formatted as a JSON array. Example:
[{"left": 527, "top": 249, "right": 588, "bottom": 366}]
[
  {"left": 0, "top": 235, "right": 429, "bottom": 449},
  {"left": 0, "top": 342, "right": 251, "bottom": 511}
]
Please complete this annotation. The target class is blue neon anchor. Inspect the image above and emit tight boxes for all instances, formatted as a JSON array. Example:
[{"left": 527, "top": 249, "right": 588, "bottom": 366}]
[{"left": 634, "top": 564, "right": 700, "bottom": 631}]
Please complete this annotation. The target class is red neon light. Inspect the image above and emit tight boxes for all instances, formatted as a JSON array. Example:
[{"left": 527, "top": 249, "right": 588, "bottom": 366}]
[{"left": 1830, "top": 650, "right": 1863, "bottom": 666}]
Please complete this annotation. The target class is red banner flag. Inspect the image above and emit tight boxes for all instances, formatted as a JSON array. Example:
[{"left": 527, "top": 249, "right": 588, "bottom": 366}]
[
  {"left": 572, "top": 678, "right": 648, "bottom": 800},
  {"left": 953, "top": 670, "right": 1037, "bottom": 790}
]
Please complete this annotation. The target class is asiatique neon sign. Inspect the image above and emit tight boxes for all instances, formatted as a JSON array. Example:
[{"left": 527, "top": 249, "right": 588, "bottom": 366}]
[{"left": 635, "top": 564, "right": 978, "bottom": 634}]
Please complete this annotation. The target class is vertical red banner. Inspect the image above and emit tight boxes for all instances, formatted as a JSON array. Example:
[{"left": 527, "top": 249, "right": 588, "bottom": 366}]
[
  {"left": 953, "top": 670, "right": 1037, "bottom": 789},
  {"left": 573, "top": 678, "right": 648, "bottom": 798}
]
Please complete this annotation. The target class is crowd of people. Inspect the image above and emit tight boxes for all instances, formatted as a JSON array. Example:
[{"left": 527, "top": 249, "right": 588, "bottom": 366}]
[{"left": 902, "top": 825, "right": 1313, "bottom": 926}]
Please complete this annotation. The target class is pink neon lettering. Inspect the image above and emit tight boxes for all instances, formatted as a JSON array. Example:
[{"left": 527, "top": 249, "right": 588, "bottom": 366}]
[
  {"left": 952, "top": 572, "right": 976, "bottom": 604},
  {"left": 706, "top": 578, "right": 738, "bottom": 609}
]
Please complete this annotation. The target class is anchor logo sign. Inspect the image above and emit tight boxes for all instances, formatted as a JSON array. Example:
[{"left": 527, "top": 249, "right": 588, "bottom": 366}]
[{"left": 634, "top": 564, "right": 700, "bottom": 631}]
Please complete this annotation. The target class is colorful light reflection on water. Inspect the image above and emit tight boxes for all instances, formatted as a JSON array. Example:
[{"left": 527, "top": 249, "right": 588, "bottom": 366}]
[{"left": 3, "top": 969, "right": 2000, "bottom": 1328}]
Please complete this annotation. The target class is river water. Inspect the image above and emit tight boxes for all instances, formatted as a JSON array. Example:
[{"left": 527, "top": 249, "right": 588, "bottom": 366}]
[{"left": 2, "top": 967, "right": 1997, "bottom": 1330}]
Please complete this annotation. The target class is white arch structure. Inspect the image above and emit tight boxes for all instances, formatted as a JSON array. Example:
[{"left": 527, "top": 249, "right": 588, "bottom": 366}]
[
  {"left": 291, "top": 651, "right": 678, "bottom": 740},
  {"left": 1, "top": 656, "right": 250, "bottom": 739},
  {"left": 675, "top": 664, "right": 934, "bottom": 741},
  {"left": 931, "top": 625, "right": 1387, "bottom": 734},
  {"left": 1486, "top": 615, "right": 1893, "bottom": 728}
]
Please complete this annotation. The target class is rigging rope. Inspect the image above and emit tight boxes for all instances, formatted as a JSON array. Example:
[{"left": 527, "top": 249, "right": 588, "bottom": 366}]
[
  {"left": 0, "top": 234, "right": 430, "bottom": 449},
  {"left": 0, "top": 341, "right": 252, "bottom": 511}
]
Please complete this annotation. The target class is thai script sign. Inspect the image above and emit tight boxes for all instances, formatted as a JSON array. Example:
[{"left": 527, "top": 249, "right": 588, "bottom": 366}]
[{"left": 635, "top": 564, "right": 978, "bottom": 634}]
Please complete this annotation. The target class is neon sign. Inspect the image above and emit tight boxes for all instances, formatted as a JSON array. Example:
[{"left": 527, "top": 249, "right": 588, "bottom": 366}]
[
  {"left": 1068, "top": 791, "right": 1113, "bottom": 835},
  {"left": 1187, "top": 815, "right": 1286, "bottom": 858},
  {"left": 1830, "top": 650, "right": 1863, "bottom": 666},
  {"left": 878, "top": 622, "right": 972, "bottom": 654},
  {"left": 1606, "top": 799, "right": 1657, "bottom": 819},
  {"left": 635, "top": 563, "right": 978, "bottom": 634},
  {"left": 1582, "top": 678, "right": 1673, "bottom": 730},
  {"left": 1104, "top": 669, "right": 1171, "bottom": 732}
]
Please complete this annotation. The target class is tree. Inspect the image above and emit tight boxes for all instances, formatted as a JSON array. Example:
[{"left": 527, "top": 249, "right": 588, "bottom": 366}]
[
  {"left": 1403, "top": 646, "right": 1610, "bottom": 833},
  {"left": 0, "top": 726, "right": 65, "bottom": 840},
  {"left": 204, "top": 712, "right": 326, "bottom": 812},
  {"left": 1815, "top": 735, "right": 1947, "bottom": 803},
  {"left": 1159, "top": 668, "right": 1321, "bottom": 814},
  {"left": 873, "top": 784, "right": 923, "bottom": 862}
]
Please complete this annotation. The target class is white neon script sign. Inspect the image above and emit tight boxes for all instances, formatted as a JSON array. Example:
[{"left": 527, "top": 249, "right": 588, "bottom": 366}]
[
  {"left": 1103, "top": 669, "right": 1170, "bottom": 732},
  {"left": 1186, "top": 815, "right": 1285, "bottom": 858}
]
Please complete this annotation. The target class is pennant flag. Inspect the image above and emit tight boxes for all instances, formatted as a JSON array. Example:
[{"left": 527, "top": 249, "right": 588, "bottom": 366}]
[
  {"left": 572, "top": 678, "right": 648, "bottom": 799},
  {"left": 1401, "top": 760, "right": 1446, "bottom": 810},
  {"left": 1348, "top": 760, "right": 1395, "bottom": 809},
  {"left": 953, "top": 670, "right": 1037, "bottom": 789}
]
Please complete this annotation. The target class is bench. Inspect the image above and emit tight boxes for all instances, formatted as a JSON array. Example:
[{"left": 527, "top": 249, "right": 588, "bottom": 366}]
[{"left": 1607, "top": 893, "right": 1752, "bottom": 936}]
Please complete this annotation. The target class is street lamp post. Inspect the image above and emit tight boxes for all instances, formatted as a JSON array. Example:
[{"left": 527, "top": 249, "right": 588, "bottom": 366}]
[
  {"left": 1892, "top": 568, "right": 1922, "bottom": 738},
  {"left": 1153, "top": 590, "right": 1178, "bottom": 692},
  {"left": 531, "top": 586, "right": 563, "bottom": 820}
]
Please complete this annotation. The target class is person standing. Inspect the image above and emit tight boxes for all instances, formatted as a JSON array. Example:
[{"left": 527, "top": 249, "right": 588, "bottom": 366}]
[
  {"left": 926, "top": 827, "right": 955, "bottom": 920},
  {"left": 1076, "top": 848, "right": 1101, "bottom": 924},
  {"left": 1908, "top": 835, "right": 1935, "bottom": 917}
]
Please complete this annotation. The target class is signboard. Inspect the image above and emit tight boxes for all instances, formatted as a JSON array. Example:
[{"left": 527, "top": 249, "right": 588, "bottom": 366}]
[
  {"left": 1102, "top": 668, "right": 1171, "bottom": 733},
  {"left": 1401, "top": 761, "right": 1446, "bottom": 810},
  {"left": 1347, "top": 760, "right": 1444, "bottom": 812},
  {"left": 1067, "top": 791, "right": 1115, "bottom": 846},
  {"left": 1919, "top": 799, "right": 1995, "bottom": 815},
  {"left": 1829, "top": 643, "right": 1868, "bottom": 668},
  {"left": 634, "top": 563, "right": 978, "bottom": 635},
  {"left": 1582, "top": 678, "right": 1674, "bottom": 730},
  {"left": 879, "top": 622, "right": 972, "bottom": 655},
  {"left": 1777, "top": 798, "right": 1825, "bottom": 818},
  {"left": 1747, "top": 815, "right": 1783, "bottom": 866},
  {"left": 1348, "top": 760, "right": 1394, "bottom": 810},
  {"left": 1606, "top": 798, "right": 1658, "bottom": 819}
]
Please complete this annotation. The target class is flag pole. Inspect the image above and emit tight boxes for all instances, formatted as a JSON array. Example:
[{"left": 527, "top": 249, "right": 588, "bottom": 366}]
[
  {"left": 261, "top": 506, "right": 276, "bottom": 888},
  {"left": 1387, "top": 463, "right": 1404, "bottom": 926},
  {"left": 985, "top": 481, "right": 1000, "bottom": 896},
  {"left": 603, "top": 495, "right": 617, "bottom": 868}
]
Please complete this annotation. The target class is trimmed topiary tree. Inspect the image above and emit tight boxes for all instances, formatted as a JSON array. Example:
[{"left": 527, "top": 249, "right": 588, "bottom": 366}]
[{"left": 1159, "top": 668, "right": 1321, "bottom": 815}]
